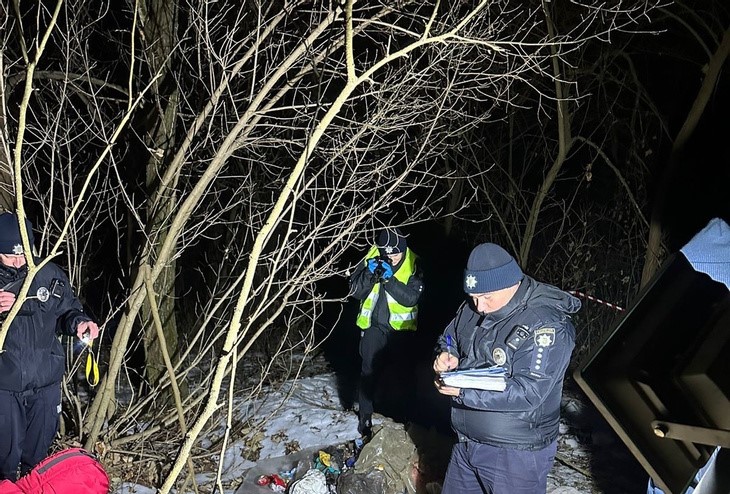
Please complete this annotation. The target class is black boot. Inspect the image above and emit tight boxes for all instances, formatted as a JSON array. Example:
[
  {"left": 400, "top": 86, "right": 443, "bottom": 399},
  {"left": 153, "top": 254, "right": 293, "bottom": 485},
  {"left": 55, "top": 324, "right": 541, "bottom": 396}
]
[{"left": 358, "top": 414, "right": 372, "bottom": 439}]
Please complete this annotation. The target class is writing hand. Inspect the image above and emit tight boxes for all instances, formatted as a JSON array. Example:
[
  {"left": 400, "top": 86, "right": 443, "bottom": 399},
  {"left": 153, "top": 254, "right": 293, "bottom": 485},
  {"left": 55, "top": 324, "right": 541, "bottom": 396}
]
[{"left": 433, "top": 351, "right": 458, "bottom": 373}]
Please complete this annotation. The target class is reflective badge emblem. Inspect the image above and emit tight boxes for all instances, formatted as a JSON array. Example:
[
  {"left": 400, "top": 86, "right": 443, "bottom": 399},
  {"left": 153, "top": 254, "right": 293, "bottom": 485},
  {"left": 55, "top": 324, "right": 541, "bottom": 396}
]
[
  {"left": 36, "top": 287, "right": 50, "bottom": 303},
  {"left": 385, "top": 246, "right": 394, "bottom": 254},
  {"left": 534, "top": 328, "right": 556, "bottom": 347},
  {"left": 492, "top": 347, "right": 507, "bottom": 366},
  {"left": 12, "top": 244, "right": 23, "bottom": 255},
  {"left": 465, "top": 274, "right": 477, "bottom": 290}
]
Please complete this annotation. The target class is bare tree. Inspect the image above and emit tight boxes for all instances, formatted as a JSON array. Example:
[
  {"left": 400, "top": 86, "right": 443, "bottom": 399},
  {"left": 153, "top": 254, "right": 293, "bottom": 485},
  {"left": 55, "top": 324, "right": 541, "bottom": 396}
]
[
  {"left": 423, "top": 0, "right": 678, "bottom": 357},
  {"left": 641, "top": 22, "right": 730, "bottom": 286},
  {"left": 1, "top": 0, "right": 669, "bottom": 489},
  {"left": 135, "top": 0, "right": 184, "bottom": 388}
]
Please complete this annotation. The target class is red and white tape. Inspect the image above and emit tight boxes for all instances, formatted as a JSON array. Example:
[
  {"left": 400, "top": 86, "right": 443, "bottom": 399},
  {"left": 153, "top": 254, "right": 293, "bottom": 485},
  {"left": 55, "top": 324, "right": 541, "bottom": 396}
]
[{"left": 568, "top": 290, "right": 625, "bottom": 312}]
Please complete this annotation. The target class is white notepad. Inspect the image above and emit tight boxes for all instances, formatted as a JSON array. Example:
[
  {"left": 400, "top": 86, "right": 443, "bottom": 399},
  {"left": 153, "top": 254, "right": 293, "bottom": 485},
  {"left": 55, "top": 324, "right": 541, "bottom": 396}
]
[{"left": 440, "top": 366, "right": 507, "bottom": 391}]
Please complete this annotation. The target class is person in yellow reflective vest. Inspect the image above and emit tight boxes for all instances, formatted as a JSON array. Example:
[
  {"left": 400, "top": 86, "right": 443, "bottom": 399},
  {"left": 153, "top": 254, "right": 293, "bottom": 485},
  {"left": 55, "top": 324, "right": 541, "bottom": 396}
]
[{"left": 349, "top": 227, "right": 424, "bottom": 438}]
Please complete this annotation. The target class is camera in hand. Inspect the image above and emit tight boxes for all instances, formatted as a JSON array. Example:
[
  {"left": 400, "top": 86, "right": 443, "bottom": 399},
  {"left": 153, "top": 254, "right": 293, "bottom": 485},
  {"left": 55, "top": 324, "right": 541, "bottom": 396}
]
[{"left": 372, "top": 256, "right": 390, "bottom": 280}]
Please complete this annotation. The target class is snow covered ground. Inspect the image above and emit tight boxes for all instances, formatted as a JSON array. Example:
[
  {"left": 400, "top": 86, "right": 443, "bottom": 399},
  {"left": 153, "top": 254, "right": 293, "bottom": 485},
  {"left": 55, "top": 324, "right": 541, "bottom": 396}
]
[{"left": 111, "top": 354, "right": 648, "bottom": 494}]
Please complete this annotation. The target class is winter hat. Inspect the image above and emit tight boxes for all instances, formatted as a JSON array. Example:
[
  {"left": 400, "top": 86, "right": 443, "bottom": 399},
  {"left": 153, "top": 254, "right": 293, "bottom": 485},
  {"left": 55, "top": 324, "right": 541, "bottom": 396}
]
[
  {"left": 0, "top": 212, "right": 35, "bottom": 255},
  {"left": 463, "top": 243, "right": 523, "bottom": 294},
  {"left": 376, "top": 227, "right": 407, "bottom": 256}
]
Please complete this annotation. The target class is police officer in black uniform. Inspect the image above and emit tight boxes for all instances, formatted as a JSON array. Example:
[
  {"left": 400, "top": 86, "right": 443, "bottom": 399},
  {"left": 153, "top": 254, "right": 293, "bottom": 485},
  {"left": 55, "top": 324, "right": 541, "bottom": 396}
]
[
  {"left": 0, "top": 212, "right": 99, "bottom": 481},
  {"left": 433, "top": 243, "right": 580, "bottom": 494}
]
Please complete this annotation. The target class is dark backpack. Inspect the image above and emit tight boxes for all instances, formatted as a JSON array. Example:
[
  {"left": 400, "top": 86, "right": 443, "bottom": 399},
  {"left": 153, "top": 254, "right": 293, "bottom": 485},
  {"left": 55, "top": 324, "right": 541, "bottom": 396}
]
[{"left": 0, "top": 448, "right": 109, "bottom": 494}]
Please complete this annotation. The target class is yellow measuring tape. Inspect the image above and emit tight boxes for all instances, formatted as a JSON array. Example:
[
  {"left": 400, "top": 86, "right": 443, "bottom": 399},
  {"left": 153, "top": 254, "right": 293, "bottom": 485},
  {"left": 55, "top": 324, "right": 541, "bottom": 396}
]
[{"left": 85, "top": 339, "right": 100, "bottom": 387}]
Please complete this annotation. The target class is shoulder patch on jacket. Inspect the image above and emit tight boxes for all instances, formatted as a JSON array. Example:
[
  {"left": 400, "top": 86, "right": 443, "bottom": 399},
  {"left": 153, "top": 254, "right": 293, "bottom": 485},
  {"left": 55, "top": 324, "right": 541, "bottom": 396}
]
[{"left": 534, "top": 327, "right": 555, "bottom": 347}]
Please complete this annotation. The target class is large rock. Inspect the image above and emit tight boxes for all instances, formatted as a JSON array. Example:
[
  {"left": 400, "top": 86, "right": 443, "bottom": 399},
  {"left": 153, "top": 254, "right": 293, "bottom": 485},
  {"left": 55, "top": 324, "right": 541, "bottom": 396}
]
[{"left": 338, "top": 420, "right": 419, "bottom": 494}]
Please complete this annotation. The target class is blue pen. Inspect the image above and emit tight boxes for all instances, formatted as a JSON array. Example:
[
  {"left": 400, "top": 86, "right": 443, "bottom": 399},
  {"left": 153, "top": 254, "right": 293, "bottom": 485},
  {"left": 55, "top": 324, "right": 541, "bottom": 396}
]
[{"left": 446, "top": 334, "right": 454, "bottom": 356}]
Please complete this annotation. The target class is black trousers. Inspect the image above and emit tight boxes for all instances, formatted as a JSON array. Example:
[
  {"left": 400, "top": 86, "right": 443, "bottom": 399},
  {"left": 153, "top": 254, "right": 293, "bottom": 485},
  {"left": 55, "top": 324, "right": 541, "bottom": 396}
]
[
  {"left": 0, "top": 384, "right": 61, "bottom": 481},
  {"left": 358, "top": 325, "right": 415, "bottom": 421}
]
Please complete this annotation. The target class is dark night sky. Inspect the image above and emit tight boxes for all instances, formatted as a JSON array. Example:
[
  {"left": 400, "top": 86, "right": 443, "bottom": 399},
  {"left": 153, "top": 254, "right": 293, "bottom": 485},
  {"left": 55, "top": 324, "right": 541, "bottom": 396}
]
[{"left": 632, "top": 15, "right": 730, "bottom": 247}]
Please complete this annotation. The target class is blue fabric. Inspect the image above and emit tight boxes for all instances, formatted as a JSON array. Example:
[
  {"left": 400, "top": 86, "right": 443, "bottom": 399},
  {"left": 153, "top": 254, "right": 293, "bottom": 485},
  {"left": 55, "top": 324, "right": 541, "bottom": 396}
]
[
  {"left": 442, "top": 440, "right": 557, "bottom": 494},
  {"left": 680, "top": 218, "right": 730, "bottom": 289},
  {"left": 646, "top": 448, "right": 720, "bottom": 494}
]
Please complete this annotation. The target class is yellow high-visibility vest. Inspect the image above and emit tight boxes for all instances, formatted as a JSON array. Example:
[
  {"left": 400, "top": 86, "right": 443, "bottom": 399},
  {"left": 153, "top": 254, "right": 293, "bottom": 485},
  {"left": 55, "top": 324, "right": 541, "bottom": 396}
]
[{"left": 356, "top": 246, "right": 418, "bottom": 331}]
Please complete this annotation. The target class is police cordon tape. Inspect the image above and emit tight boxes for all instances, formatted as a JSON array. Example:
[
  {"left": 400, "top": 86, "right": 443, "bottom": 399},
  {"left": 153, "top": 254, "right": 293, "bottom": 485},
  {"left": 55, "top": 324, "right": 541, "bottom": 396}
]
[{"left": 568, "top": 290, "right": 625, "bottom": 312}]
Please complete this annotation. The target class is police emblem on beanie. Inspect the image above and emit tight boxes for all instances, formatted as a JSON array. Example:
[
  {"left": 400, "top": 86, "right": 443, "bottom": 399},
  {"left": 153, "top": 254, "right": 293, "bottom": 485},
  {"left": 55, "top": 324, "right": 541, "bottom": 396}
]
[
  {"left": 376, "top": 227, "right": 407, "bottom": 256},
  {"left": 463, "top": 243, "right": 523, "bottom": 294},
  {"left": 0, "top": 212, "right": 35, "bottom": 255}
]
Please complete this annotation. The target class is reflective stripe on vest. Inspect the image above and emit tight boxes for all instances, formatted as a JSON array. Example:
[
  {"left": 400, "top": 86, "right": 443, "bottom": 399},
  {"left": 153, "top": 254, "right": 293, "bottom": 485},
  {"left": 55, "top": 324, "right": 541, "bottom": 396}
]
[{"left": 356, "top": 246, "right": 418, "bottom": 331}]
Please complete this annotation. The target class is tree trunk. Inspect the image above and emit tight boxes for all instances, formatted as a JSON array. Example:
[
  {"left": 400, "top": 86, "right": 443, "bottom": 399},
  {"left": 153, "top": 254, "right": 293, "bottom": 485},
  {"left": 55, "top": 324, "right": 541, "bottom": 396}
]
[
  {"left": 141, "top": 89, "right": 181, "bottom": 387},
  {"left": 520, "top": 0, "right": 573, "bottom": 266},
  {"left": 0, "top": 38, "right": 15, "bottom": 210},
  {"left": 139, "top": 0, "right": 181, "bottom": 387},
  {"left": 640, "top": 27, "right": 730, "bottom": 287}
]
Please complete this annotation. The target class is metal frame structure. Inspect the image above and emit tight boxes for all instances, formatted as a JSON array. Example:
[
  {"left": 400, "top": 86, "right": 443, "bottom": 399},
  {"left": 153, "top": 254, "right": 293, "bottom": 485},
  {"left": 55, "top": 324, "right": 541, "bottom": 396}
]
[{"left": 575, "top": 254, "right": 730, "bottom": 494}]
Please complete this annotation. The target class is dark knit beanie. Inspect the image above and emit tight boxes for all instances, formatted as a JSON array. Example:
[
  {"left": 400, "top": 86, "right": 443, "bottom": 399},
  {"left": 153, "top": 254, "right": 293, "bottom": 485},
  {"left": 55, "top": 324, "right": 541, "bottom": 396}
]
[
  {"left": 463, "top": 243, "right": 523, "bottom": 294},
  {"left": 0, "top": 212, "right": 35, "bottom": 255},
  {"left": 376, "top": 227, "right": 407, "bottom": 256}
]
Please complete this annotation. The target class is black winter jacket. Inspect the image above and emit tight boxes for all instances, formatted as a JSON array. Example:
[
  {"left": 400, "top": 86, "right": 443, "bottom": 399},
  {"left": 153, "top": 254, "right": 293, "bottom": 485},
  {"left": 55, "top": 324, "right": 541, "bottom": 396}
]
[
  {"left": 0, "top": 261, "right": 92, "bottom": 392},
  {"left": 436, "top": 276, "right": 580, "bottom": 450}
]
